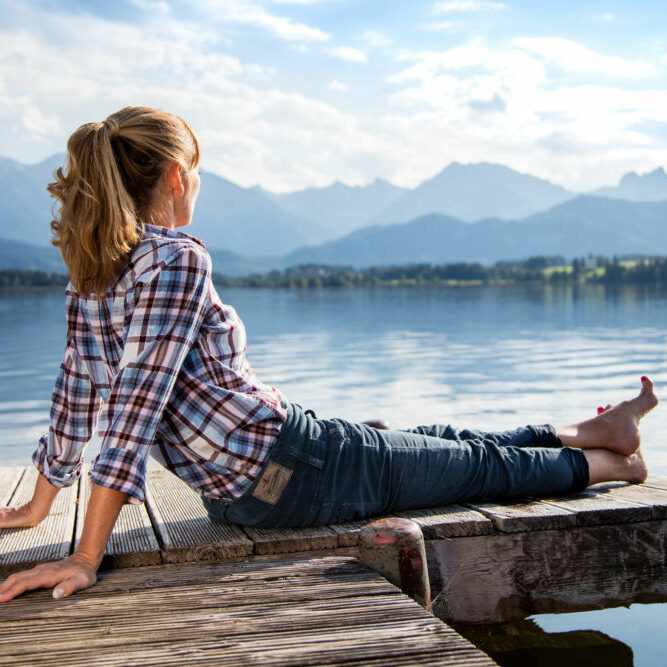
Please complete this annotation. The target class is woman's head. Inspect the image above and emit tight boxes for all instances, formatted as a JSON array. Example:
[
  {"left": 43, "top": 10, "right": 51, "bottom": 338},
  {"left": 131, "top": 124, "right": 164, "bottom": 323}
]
[{"left": 49, "top": 106, "right": 201, "bottom": 297}]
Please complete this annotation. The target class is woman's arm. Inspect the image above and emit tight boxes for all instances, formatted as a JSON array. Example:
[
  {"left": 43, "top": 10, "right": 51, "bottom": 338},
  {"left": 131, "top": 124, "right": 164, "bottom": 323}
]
[
  {"left": 0, "top": 482, "right": 127, "bottom": 602},
  {"left": 0, "top": 473, "right": 60, "bottom": 529}
]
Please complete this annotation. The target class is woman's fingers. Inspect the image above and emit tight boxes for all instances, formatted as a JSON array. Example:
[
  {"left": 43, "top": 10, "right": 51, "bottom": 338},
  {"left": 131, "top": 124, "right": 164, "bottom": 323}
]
[
  {"left": 0, "top": 558, "right": 97, "bottom": 602},
  {"left": 0, "top": 567, "right": 57, "bottom": 602},
  {"left": 53, "top": 568, "right": 96, "bottom": 599}
]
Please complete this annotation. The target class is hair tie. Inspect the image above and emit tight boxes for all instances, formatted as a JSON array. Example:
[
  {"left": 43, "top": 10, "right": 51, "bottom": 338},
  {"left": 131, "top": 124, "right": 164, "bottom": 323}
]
[{"left": 103, "top": 117, "right": 120, "bottom": 138}]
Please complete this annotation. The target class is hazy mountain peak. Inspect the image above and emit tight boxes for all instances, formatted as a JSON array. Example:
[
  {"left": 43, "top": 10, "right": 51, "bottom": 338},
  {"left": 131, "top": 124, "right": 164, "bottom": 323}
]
[
  {"left": 596, "top": 166, "right": 667, "bottom": 202},
  {"left": 373, "top": 161, "right": 574, "bottom": 225},
  {"left": 619, "top": 166, "right": 667, "bottom": 185}
]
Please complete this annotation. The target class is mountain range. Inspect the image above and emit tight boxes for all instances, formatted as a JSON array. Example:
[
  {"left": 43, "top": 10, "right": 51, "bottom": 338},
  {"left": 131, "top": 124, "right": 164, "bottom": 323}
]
[
  {"left": 282, "top": 196, "right": 667, "bottom": 268},
  {"left": 1, "top": 155, "right": 666, "bottom": 276}
]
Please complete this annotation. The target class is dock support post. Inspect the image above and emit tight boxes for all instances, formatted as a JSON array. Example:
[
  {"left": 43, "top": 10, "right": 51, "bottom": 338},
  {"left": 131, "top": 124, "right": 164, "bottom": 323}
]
[{"left": 358, "top": 517, "right": 431, "bottom": 609}]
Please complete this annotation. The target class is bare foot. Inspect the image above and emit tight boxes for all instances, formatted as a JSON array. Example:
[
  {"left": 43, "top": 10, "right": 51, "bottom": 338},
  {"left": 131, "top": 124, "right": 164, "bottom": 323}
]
[
  {"left": 559, "top": 376, "right": 658, "bottom": 455},
  {"left": 585, "top": 447, "right": 648, "bottom": 485}
]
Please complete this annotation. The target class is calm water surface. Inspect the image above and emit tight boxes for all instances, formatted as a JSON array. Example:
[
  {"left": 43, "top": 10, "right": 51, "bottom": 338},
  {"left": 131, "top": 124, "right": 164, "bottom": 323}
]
[{"left": 1, "top": 283, "right": 666, "bottom": 664}]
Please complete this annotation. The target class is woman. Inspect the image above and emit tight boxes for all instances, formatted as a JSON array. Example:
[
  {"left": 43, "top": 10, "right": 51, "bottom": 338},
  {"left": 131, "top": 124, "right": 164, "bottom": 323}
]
[{"left": 0, "top": 107, "right": 658, "bottom": 603}]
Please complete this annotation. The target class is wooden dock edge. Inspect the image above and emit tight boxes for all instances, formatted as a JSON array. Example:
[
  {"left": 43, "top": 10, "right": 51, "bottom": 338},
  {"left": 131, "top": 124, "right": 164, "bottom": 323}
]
[{"left": 428, "top": 518, "right": 667, "bottom": 624}]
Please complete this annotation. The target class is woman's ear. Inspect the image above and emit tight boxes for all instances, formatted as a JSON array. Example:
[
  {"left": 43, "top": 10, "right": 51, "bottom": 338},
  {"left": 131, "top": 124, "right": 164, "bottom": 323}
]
[{"left": 164, "top": 162, "right": 185, "bottom": 196}]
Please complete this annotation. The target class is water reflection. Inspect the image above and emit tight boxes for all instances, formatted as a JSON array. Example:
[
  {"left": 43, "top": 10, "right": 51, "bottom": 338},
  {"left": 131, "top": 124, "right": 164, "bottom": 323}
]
[
  {"left": 453, "top": 618, "right": 633, "bottom": 666},
  {"left": 455, "top": 600, "right": 667, "bottom": 667}
]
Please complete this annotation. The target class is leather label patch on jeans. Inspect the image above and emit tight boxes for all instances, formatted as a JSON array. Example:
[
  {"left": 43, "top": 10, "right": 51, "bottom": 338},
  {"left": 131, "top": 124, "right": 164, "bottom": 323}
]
[{"left": 251, "top": 462, "right": 293, "bottom": 505}]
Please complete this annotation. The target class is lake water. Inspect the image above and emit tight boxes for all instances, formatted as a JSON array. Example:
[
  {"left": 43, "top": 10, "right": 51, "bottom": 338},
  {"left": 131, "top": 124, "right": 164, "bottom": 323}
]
[{"left": 1, "top": 282, "right": 666, "bottom": 664}]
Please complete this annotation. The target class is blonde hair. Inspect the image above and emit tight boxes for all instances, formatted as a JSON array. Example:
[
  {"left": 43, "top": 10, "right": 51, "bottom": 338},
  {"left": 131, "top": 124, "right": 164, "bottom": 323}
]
[{"left": 48, "top": 106, "right": 201, "bottom": 297}]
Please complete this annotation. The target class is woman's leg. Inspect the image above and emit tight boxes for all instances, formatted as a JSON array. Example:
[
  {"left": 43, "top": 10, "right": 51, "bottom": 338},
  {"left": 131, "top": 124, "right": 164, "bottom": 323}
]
[
  {"left": 401, "top": 423, "right": 560, "bottom": 449},
  {"left": 206, "top": 379, "right": 657, "bottom": 528},
  {"left": 324, "top": 378, "right": 657, "bottom": 518},
  {"left": 301, "top": 420, "right": 589, "bottom": 523}
]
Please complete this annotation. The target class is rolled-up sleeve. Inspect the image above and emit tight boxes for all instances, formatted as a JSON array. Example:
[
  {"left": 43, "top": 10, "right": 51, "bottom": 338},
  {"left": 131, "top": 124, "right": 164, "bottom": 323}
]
[
  {"left": 89, "top": 245, "right": 211, "bottom": 504},
  {"left": 33, "top": 333, "right": 103, "bottom": 488}
]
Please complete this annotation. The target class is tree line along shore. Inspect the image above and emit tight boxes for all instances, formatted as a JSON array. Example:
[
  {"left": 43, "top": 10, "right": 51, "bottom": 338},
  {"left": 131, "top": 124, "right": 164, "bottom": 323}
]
[{"left": 2, "top": 255, "right": 667, "bottom": 291}]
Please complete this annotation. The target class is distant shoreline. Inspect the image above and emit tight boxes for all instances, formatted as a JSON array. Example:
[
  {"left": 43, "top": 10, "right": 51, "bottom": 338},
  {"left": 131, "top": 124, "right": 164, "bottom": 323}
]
[{"left": 2, "top": 255, "right": 666, "bottom": 292}]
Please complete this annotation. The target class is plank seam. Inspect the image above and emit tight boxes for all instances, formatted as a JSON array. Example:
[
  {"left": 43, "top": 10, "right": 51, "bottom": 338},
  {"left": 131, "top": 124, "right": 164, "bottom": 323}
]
[
  {"left": 68, "top": 475, "right": 82, "bottom": 557},
  {"left": 143, "top": 482, "right": 169, "bottom": 561},
  {"left": 1, "top": 467, "right": 25, "bottom": 507},
  {"left": 240, "top": 527, "right": 258, "bottom": 555}
]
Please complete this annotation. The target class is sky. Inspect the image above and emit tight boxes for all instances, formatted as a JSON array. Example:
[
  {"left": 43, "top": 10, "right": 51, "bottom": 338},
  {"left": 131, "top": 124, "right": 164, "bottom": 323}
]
[{"left": 2, "top": 0, "right": 667, "bottom": 193}]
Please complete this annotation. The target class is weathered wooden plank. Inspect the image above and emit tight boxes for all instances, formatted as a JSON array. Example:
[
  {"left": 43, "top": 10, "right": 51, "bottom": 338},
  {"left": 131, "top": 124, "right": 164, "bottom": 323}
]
[
  {"left": 537, "top": 487, "right": 653, "bottom": 526},
  {"left": 430, "top": 519, "right": 667, "bottom": 623},
  {"left": 642, "top": 474, "right": 667, "bottom": 491},
  {"left": 328, "top": 518, "right": 378, "bottom": 547},
  {"left": 0, "top": 466, "right": 78, "bottom": 577},
  {"left": 145, "top": 467, "right": 253, "bottom": 563},
  {"left": 464, "top": 498, "right": 577, "bottom": 533},
  {"left": 588, "top": 481, "right": 667, "bottom": 519},
  {"left": 397, "top": 505, "right": 494, "bottom": 538},
  {"left": 74, "top": 468, "right": 161, "bottom": 568},
  {"left": 0, "top": 467, "right": 24, "bottom": 506},
  {"left": 0, "top": 557, "right": 496, "bottom": 666},
  {"left": 243, "top": 524, "right": 339, "bottom": 555}
]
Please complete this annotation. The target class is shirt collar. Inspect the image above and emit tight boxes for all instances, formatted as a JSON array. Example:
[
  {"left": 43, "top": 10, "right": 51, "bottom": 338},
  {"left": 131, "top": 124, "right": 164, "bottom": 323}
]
[{"left": 141, "top": 222, "right": 207, "bottom": 250}]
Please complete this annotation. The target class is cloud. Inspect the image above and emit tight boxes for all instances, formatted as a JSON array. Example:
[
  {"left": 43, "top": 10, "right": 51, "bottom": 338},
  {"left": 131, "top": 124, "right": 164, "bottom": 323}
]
[
  {"left": 632, "top": 119, "right": 667, "bottom": 145},
  {"left": 384, "top": 39, "right": 667, "bottom": 190},
  {"left": 191, "top": 0, "right": 328, "bottom": 42},
  {"left": 425, "top": 21, "right": 456, "bottom": 31},
  {"left": 128, "top": 0, "right": 170, "bottom": 11},
  {"left": 363, "top": 30, "right": 393, "bottom": 47},
  {"left": 327, "top": 80, "right": 349, "bottom": 92},
  {"left": 325, "top": 46, "right": 368, "bottom": 63},
  {"left": 515, "top": 37, "right": 655, "bottom": 78},
  {"left": 0, "top": 4, "right": 381, "bottom": 191},
  {"left": 268, "top": 0, "right": 334, "bottom": 4},
  {"left": 2, "top": 2, "right": 666, "bottom": 195},
  {"left": 433, "top": 1, "right": 505, "bottom": 13},
  {"left": 468, "top": 92, "right": 506, "bottom": 114}
]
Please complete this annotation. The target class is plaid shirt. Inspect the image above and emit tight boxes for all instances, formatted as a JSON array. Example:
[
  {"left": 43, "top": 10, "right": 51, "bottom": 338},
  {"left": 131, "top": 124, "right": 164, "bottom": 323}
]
[{"left": 33, "top": 222, "right": 288, "bottom": 504}]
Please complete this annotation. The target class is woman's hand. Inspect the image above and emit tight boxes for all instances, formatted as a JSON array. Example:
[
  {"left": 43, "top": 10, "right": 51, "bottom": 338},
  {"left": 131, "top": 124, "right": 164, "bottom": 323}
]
[
  {"left": 0, "top": 473, "right": 61, "bottom": 529},
  {"left": 0, "top": 480, "right": 128, "bottom": 603},
  {"left": 0, "top": 503, "right": 45, "bottom": 529},
  {"left": 0, "top": 554, "right": 97, "bottom": 603}
]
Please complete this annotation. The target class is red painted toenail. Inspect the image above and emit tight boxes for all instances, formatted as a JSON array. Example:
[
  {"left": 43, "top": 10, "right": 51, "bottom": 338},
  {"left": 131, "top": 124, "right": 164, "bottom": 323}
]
[
  {"left": 641, "top": 376, "right": 648, "bottom": 382},
  {"left": 597, "top": 407, "right": 604, "bottom": 414}
]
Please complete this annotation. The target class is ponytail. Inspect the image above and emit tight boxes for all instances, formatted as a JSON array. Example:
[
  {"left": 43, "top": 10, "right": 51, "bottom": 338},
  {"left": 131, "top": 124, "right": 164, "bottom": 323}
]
[{"left": 48, "top": 107, "right": 200, "bottom": 298}]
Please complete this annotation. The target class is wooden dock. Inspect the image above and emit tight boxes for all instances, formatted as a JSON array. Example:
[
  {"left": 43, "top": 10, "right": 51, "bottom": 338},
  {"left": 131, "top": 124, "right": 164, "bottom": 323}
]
[
  {"left": 0, "top": 556, "right": 495, "bottom": 665},
  {"left": 3, "top": 465, "right": 667, "bottom": 663}
]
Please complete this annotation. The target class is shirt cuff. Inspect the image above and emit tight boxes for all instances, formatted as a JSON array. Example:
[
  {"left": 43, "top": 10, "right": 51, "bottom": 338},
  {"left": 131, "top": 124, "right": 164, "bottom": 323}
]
[
  {"left": 89, "top": 447, "right": 147, "bottom": 505},
  {"left": 32, "top": 434, "right": 82, "bottom": 488}
]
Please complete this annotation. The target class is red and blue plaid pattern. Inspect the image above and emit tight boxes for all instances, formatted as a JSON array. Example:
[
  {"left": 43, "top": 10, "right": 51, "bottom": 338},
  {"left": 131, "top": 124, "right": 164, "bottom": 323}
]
[{"left": 33, "top": 223, "right": 287, "bottom": 504}]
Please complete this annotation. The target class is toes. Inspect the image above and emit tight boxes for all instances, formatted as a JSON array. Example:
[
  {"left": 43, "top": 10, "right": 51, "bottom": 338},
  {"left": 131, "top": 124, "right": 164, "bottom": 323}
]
[
  {"left": 638, "top": 376, "right": 658, "bottom": 410},
  {"left": 640, "top": 375, "right": 655, "bottom": 396}
]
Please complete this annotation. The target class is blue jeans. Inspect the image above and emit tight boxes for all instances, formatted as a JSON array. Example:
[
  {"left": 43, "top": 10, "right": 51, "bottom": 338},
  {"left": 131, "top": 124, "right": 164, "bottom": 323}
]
[{"left": 201, "top": 403, "right": 589, "bottom": 528}]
